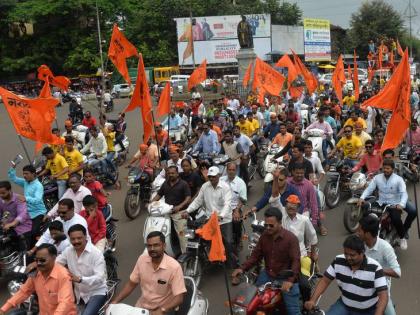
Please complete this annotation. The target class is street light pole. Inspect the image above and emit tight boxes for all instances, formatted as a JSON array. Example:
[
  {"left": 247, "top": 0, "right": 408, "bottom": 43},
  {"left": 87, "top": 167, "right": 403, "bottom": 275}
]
[
  {"left": 96, "top": 0, "right": 105, "bottom": 118},
  {"left": 189, "top": 5, "right": 196, "bottom": 69}
]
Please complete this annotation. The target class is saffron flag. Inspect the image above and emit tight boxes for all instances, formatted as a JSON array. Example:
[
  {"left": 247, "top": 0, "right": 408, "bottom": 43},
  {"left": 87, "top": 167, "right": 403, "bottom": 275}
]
[
  {"left": 179, "top": 24, "right": 193, "bottom": 63},
  {"left": 378, "top": 44, "right": 384, "bottom": 69},
  {"left": 290, "top": 86, "right": 304, "bottom": 98},
  {"left": 291, "top": 50, "right": 318, "bottom": 95},
  {"left": 368, "top": 67, "right": 374, "bottom": 84},
  {"left": 275, "top": 54, "right": 298, "bottom": 84},
  {"left": 353, "top": 50, "right": 360, "bottom": 101},
  {"left": 108, "top": 24, "right": 138, "bottom": 85},
  {"left": 331, "top": 55, "right": 346, "bottom": 104},
  {"left": 37, "top": 65, "right": 70, "bottom": 98},
  {"left": 243, "top": 62, "right": 252, "bottom": 87},
  {"left": 389, "top": 50, "right": 395, "bottom": 67},
  {"left": 188, "top": 59, "right": 207, "bottom": 91},
  {"left": 124, "top": 54, "right": 154, "bottom": 143},
  {"left": 252, "top": 57, "right": 285, "bottom": 96},
  {"left": 157, "top": 82, "right": 171, "bottom": 117},
  {"left": 0, "top": 87, "right": 64, "bottom": 145},
  {"left": 397, "top": 39, "right": 404, "bottom": 57},
  {"left": 195, "top": 212, "right": 226, "bottom": 262},
  {"left": 361, "top": 50, "right": 411, "bottom": 151}
]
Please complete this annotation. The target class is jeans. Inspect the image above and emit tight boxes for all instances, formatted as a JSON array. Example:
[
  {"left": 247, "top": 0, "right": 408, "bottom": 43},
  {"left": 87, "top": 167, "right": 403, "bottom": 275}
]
[
  {"left": 104, "top": 151, "right": 116, "bottom": 172},
  {"left": 56, "top": 179, "right": 67, "bottom": 199},
  {"left": 80, "top": 295, "right": 107, "bottom": 315},
  {"left": 115, "top": 133, "right": 126, "bottom": 151},
  {"left": 322, "top": 139, "right": 333, "bottom": 160},
  {"left": 31, "top": 214, "right": 45, "bottom": 247},
  {"left": 220, "top": 222, "right": 237, "bottom": 268},
  {"left": 255, "top": 269, "right": 302, "bottom": 315},
  {"left": 403, "top": 201, "right": 418, "bottom": 236},
  {"left": 327, "top": 299, "right": 375, "bottom": 315}
]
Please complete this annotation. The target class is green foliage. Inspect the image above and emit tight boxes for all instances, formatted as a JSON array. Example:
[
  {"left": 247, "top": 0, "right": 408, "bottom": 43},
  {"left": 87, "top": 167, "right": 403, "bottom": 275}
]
[{"left": 348, "top": 0, "right": 406, "bottom": 58}]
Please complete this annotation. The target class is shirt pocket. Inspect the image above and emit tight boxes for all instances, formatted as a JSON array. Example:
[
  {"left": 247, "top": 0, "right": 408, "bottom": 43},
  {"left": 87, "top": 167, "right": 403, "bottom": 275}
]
[
  {"left": 48, "top": 291, "right": 59, "bottom": 305},
  {"left": 155, "top": 279, "right": 170, "bottom": 295}
]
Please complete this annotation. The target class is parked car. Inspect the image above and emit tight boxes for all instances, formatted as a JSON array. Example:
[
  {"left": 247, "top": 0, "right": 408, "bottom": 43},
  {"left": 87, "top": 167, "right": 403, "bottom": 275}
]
[{"left": 111, "top": 84, "right": 133, "bottom": 98}]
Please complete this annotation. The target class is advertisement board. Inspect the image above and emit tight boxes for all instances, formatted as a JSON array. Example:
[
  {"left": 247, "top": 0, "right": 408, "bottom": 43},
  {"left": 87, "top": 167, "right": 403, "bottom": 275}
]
[
  {"left": 303, "top": 18, "right": 331, "bottom": 62},
  {"left": 175, "top": 14, "right": 271, "bottom": 65}
]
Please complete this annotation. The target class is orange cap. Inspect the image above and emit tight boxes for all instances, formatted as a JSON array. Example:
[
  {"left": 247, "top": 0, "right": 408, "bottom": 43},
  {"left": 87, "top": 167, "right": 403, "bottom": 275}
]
[
  {"left": 154, "top": 122, "right": 161, "bottom": 127},
  {"left": 286, "top": 194, "right": 300, "bottom": 204},
  {"left": 168, "top": 145, "right": 178, "bottom": 153},
  {"left": 139, "top": 144, "right": 148, "bottom": 152}
]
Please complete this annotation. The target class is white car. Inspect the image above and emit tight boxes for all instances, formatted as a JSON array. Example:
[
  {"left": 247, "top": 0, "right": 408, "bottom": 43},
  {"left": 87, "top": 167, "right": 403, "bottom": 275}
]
[{"left": 111, "top": 84, "right": 133, "bottom": 98}]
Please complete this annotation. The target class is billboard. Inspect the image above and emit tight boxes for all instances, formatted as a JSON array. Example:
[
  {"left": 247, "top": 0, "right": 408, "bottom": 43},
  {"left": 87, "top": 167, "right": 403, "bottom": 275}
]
[
  {"left": 271, "top": 25, "right": 304, "bottom": 55},
  {"left": 303, "top": 18, "right": 331, "bottom": 62},
  {"left": 175, "top": 14, "right": 271, "bottom": 65}
]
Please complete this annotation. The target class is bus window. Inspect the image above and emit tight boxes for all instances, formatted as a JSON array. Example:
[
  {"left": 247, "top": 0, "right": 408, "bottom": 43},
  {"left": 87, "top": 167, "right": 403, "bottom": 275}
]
[
  {"left": 163, "top": 71, "right": 169, "bottom": 79},
  {"left": 154, "top": 70, "right": 161, "bottom": 79}
]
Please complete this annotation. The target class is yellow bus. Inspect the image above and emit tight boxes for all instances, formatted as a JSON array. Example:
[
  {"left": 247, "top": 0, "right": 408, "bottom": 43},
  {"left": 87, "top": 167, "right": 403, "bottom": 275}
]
[{"left": 154, "top": 66, "right": 179, "bottom": 84}]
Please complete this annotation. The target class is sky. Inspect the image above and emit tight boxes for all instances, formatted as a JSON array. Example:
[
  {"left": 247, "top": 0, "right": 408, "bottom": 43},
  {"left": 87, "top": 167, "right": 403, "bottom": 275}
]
[{"left": 295, "top": 0, "right": 420, "bottom": 36}]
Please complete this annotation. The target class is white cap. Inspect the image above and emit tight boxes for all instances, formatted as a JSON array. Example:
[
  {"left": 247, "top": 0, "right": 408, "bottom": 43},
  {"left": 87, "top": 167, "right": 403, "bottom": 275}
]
[{"left": 208, "top": 166, "right": 220, "bottom": 177}]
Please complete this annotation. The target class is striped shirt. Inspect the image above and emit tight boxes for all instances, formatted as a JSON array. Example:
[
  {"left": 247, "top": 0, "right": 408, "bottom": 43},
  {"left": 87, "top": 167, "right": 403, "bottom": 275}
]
[{"left": 325, "top": 254, "right": 388, "bottom": 311}]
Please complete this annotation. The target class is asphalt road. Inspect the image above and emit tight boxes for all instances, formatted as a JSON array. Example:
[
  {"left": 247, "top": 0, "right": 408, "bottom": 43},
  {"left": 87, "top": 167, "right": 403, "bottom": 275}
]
[{"left": 0, "top": 97, "right": 419, "bottom": 314}]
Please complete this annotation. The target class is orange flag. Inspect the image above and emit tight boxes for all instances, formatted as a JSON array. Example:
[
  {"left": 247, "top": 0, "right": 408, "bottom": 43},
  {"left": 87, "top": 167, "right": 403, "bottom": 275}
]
[
  {"left": 397, "top": 39, "right": 404, "bottom": 57},
  {"left": 124, "top": 54, "right": 154, "bottom": 142},
  {"left": 37, "top": 65, "right": 70, "bottom": 98},
  {"left": 252, "top": 57, "right": 285, "bottom": 96},
  {"left": 188, "top": 59, "right": 207, "bottom": 91},
  {"left": 332, "top": 55, "right": 346, "bottom": 104},
  {"left": 389, "top": 50, "right": 394, "bottom": 67},
  {"left": 179, "top": 24, "right": 193, "bottom": 63},
  {"left": 291, "top": 50, "right": 318, "bottom": 95},
  {"left": 242, "top": 62, "right": 252, "bottom": 87},
  {"left": 290, "top": 86, "right": 304, "bottom": 98},
  {"left": 195, "top": 212, "right": 226, "bottom": 262},
  {"left": 275, "top": 54, "right": 298, "bottom": 84},
  {"left": 157, "top": 82, "right": 171, "bottom": 117},
  {"left": 361, "top": 50, "right": 411, "bottom": 151},
  {"left": 0, "top": 87, "right": 64, "bottom": 145},
  {"left": 367, "top": 66, "right": 374, "bottom": 84},
  {"left": 353, "top": 51, "right": 360, "bottom": 101},
  {"left": 108, "top": 24, "right": 138, "bottom": 85},
  {"left": 378, "top": 44, "right": 384, "bottom": 69}
]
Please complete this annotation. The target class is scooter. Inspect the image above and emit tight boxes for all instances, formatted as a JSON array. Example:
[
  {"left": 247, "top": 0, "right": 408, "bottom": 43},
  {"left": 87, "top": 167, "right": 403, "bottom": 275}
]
[
  {"left": 262, "top": 144, "right": 284, "bottom": 183},
  {"left": 303, "top": 129, "right": 334, "bottom": 163},
  {"left": 106, "top": 277, "right": 208, "bottom": 315}
]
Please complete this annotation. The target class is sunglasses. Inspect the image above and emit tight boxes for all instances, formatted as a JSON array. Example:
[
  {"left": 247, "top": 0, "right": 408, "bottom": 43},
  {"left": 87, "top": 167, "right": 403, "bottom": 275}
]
[
  {"left": 344, "top": 130, "right": 352, "bottom": 133},
  {"left": 278, "top": 177, "right": 287, "bottom": 181},
  {"left": 34, "top": 258, "right": 47, "bottom": 263},
  {"left": 365, "top": 145, "right": 373, "bottom": 149},
  {"left": 264, "top": 223, "right": 274, "bottom": 228}
]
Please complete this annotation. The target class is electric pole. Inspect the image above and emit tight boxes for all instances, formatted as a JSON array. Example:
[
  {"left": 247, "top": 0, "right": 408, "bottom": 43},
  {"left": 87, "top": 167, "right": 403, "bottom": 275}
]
[{"left": 404, "top": 0, "right": 418, "bottom": 58}]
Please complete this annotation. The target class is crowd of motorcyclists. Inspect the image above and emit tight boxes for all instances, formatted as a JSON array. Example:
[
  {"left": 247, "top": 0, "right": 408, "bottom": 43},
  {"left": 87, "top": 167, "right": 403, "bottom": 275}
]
[{"left": 0, "top": 78, "right": 419, "bottom": 315}]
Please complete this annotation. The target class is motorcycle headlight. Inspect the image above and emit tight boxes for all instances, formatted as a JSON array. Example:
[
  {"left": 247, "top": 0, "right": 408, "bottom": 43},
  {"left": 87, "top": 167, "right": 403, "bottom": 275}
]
[
  {"left": 184, "top": 229, "right": 195, "bottom": 239},
  {"left": 128, "top": 176, "right": 135, "bottom": 184},
  {"left": 8, "top": 280, "right": 22, "bottom": 295},
  {"left": 232, "top": 305, "right": 247, "bottom": 315}
]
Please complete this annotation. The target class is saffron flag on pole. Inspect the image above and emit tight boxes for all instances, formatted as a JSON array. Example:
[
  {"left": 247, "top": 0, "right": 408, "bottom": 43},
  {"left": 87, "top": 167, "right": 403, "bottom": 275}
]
[
  {"left": 291, "top": 50, "right": 318, "bottom": 95},
  {"left": 252, "top": 57, "right": 285, "bottom": 96},
  {"left": 353, "top": 50, "right": 360, "bottom": 101},
  {"left": 361, "top": 50, "right": 411, "bottom": 151},
  {"left": 108, "top": 24, "right": 138, "bottom": 85},
  {"left": 124, "top": 54, "right": 154, "bottom": 143},
  {"left": 331, "top": 55, "right": 346, "bottom": 104},
  {"left": 275, "top": 54, "right": 298, "bottom": 84},
  {"left": 37, "top": 65, "right": 70, "bottom": 98},
  {"left": 195, "top": 212, "right": 226, "bottom": 262},
  {"left": 156, "top": 82, "right": 171, "bottom": 117},
  {"left": 0, "top": 87, "right": 64, "bottom": 145},
  {"left": 179, "top": 24, "right": 193, "bottom": 64},
  {"left": 397, "top": 39, "right": 404, "bottom": 57},
  {"left": 188, "top": 59, "right": 207, "bottom": 91}
]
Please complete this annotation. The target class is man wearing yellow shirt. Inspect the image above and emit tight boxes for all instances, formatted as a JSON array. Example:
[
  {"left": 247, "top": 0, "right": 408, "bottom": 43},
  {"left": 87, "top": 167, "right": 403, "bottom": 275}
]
[
  {"left": 329, "top": 125, "right": 362, "bottom": 167},
  {"left": 101, "top": 122, "right": 117, "bottom": 178},
  {"left": 39, "top": 147, "right": 69, "bottom": 198},
  {"left": 246, "top": 112, "right": 259, "bottom": 138},
  {"left": 341, "top": 110, "right": 367, "bottom": 136},
  {"left": 235, "top": 115, "right": 254, "bottom": 137},
  {"left": 63, "top": 136, "right": 85, "bottom": 176},
  {"left": 342, "top": 90, "right": 356, "bottom": 109}
]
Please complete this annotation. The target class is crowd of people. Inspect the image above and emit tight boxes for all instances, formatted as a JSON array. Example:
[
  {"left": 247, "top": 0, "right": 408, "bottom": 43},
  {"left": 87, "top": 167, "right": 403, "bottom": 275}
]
[{"left": 0, "top": 72, "right": 419, "bottom": 315}]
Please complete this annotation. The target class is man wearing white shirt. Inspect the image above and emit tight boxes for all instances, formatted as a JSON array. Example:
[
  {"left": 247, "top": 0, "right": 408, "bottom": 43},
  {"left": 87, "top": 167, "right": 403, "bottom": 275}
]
[
  {"left": 47, "top": 174, "right": 91, "bottom": 218},
  {"left": 303, "top": 140, "right": 325, "bottom": 182},
  {"left": 184, "top": 166, "right": 235, "bottom": 267},
  {"left": 57, "top": 224, "right": 107, "bottom": 315},
  {"left": 227, "top": 95, "right": 240, "bottom": 113},
  {"left": 31, "top": 198, "right": 90, "bottom": 253},
  {"left": 81, "top": 126, "right": 107, "bottom": 169}
]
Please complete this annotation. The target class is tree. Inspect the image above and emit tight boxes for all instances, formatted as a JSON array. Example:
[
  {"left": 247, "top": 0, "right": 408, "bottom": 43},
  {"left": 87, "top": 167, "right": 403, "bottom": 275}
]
[{"left": 348, "top": 0, "right": 406, "bottom": 58}]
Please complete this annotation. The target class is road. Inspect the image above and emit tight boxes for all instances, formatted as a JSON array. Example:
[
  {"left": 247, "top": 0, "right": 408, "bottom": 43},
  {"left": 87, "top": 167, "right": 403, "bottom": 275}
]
[{"left": 0, "top": 97, "right": 419, "bottom": 314}]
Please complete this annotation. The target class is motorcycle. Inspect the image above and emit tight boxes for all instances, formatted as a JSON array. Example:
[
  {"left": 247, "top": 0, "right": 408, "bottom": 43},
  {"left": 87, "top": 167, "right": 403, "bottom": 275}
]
[
  {"left": 124, "top": 167, "right": 153, "bottom": 219},
  {"left": 143, "top": 200, "right": 181, "bottom": 258},
  {"left": 41, "top": 177, "right": 59, "bottom": 211},
  {"left": 256, "top": 137, "right": 270, "bottom": 179},
  {"left": 378, "top": 205, "right": 400, "bottom": 248},
  {"left": 86, "top": 153, "right": 119, "bottom": 187},
  {"left": 68, "top": 101, "right": 84, "bottom": 125},
  {"left": 343, "top": 172, "right": 371, "bottom": 233},
  {"left": 114, "top": 134, "right": 130, "bottom": 166},
  {"left": 303, "top": 129, "right": 334, "bottom": 163},
  {"left": 104, "top": 99, "right": 114, "bottom": 113},
  {"left": 102, "top": 204, "right": 118, "bottom": 252},
  {"left": 213, "top": 154, "right": 230, "bottom": 176},
  {"left": 262, "top": 144, "right": 284, "bottom": 183},
  {"left": 0, "top": 227, "right": 24, "bottom": 280},
  {"left": 106, "top": 277, "right": 208, "bottom": 315},
  {"left": 397, "top": 145, "right": 419, "bottom": 183},
  {"left": 323, "top": 159, "right": 352, "bottom": 209}
]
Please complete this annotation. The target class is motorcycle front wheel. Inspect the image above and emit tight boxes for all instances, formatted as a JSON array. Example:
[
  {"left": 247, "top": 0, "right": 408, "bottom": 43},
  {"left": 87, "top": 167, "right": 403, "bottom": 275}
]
[
  {"left": 182, "top": 256, "right": 203, "bottom": 288},
  {"left": 257, "top": 159, "right": 265, "bottom": 179},
  {"left": 324, "top": 181, "right": 340, "bottom": 209},
  {"left": 343, "top": 205, "right": 362, "bottom": 233},
  {"left": 124, "top": 192, "right": 142, "bottom": 219}
]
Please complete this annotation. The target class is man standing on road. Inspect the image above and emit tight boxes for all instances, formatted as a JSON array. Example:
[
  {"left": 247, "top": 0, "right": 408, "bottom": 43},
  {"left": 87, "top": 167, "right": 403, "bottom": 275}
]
[
  {"left": 57, "top": 224, "right": 107, "bottom": 315},
  {"left": 183, "top": 166, "right": 236, "bottom": 267},
  {"left": 153, "top": 166, "right": 191, "bottom": 253},
  {"left": 357, "top": 215, "right": 400, "bottom": 315},
  {"left": 111, "top": 231, "right": 186, "bottom": 315},
  {"left": 232, "top": 207, "right": 302, "bottom": 315},
  {"left": 305, "top": 235, "right": 388, "bottom": 315}
]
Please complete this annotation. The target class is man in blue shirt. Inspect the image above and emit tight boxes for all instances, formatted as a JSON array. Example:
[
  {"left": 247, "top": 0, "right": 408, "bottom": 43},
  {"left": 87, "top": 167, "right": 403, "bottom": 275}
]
[
  {"left": 193, "top": 122, "right": 220, "bottom": 154},
  {"left": 263, "top": 113, "right": 280, "bottom": 140},
  {"left": 8, "top": 164, "right": 46, "bottom": 245},
  {"left": 162, "top": 109, "right": 183, "bottom": 141}
]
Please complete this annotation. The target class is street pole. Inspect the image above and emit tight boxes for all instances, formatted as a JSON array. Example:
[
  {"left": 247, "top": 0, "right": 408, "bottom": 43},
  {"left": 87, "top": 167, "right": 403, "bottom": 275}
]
[
  {"left": 189, "top": 4, "right": 196, "bottom": 69},
  {"left": 96, "top": 0, "right": 106, "bottom": 119},
  {"left": 404, "top": 0, "right": 417, "bottom": 59}
]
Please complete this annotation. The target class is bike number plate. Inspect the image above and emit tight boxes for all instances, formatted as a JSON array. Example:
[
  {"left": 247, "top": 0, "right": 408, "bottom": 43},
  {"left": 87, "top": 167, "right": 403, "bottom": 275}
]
[{"left": 187, "top": 241, "right": 199, "bottom": 249}]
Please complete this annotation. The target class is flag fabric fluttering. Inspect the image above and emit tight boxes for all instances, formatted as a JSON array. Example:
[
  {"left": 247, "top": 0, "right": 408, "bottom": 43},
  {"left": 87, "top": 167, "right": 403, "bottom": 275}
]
[
  {"left": 179, "top": 24, "right": 193, "bottom": 63},
  {"left": 195, "top": 212, "right": 226, "bottom": 262},
  {"left": 124, "top": 54, "right": 154, "bottom": 143},
  {"left": 276, "top": 54, "right": 298, "bottom": 84},
  {"left": 331, "top": 55, "right": 346, "bottom": 104},
  {"left": 156, "top": 82, "right": 171, "bottom": 117},
  {"left": 353, "top": 50, "right": 360, "bottom": 101},
  {"left": 37, "top": 65, "right": 70, "bottom": 98},
  {"left": 361, "top": 50, "right": 411, "bottom": 151},
  {"left": 188, "top": 59, "right": 207, "bottom": 91},
  {"left": 397, "top": 39, "right": 404, "bottom": 57},
  {"left": 252, "top": 57, "right": 285, "bottom": 96},
  {"left": 108, "top": 24, "right": 138, "bottom": 85},
  {"left": 0, "top": 87, "right": 64, "bottom": 146},
  {"left": 291, "top": 50, "right": 318, "bottom": 95}
]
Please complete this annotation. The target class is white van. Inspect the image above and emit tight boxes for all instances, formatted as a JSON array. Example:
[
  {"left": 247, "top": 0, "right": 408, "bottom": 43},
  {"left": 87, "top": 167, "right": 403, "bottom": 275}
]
[{"left": 170, "top": 75, "right": 190, "bottom": 81}]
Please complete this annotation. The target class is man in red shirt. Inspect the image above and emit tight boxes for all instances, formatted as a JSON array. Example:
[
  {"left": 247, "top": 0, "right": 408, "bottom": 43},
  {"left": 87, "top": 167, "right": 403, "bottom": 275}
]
[
  {"left": 83, "top": 169, "right": 108, "bottom": 212},
  {"left": 352, "top": 140, "right": 383, "bottom": 176},
  {"left": 79, "top": 195, "right": 107, "bottom": 252},
  {"left": 82, "top": 111, "right": 97, "bottom": 129}
]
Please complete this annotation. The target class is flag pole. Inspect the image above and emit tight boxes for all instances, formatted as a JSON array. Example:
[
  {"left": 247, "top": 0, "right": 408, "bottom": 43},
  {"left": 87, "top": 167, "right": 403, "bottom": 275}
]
[
  {"left": 150, "top": 111, "right": 162, "bottom": 165},
  {"left": 223, "top": 262, "right": 234, "bottom": 315},
  {"left": 17, "top": 135, "right": 32, "bottom": 164},
  {"left": 95, "top": 0, "right": 106, "bottom": 119}
]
